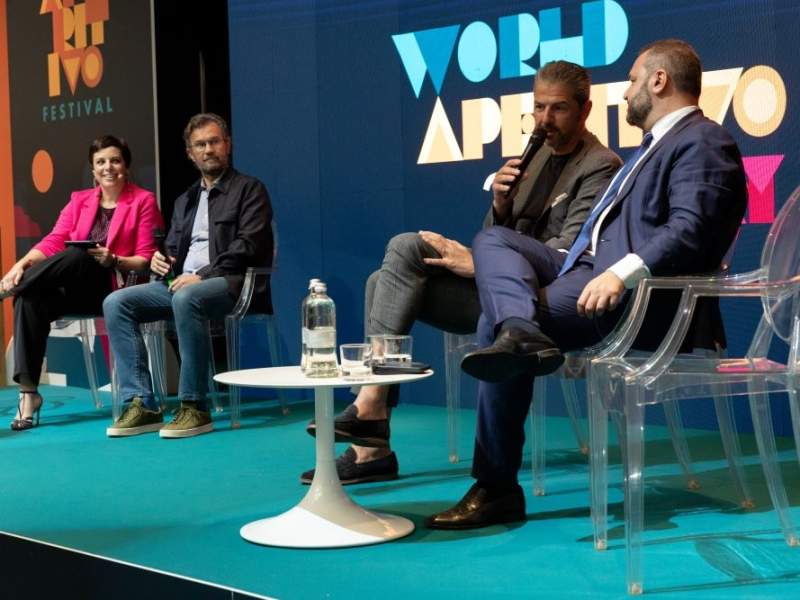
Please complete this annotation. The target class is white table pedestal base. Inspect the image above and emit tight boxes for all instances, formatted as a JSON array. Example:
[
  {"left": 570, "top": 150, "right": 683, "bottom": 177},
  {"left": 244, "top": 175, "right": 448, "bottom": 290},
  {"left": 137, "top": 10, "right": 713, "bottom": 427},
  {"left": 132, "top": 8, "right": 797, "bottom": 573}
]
[
  {"left": 239, "top": 385, "right": 415, "bottom": 548},
  {"left": 240, "top": 505, "right": 414, "bottom": 548}
]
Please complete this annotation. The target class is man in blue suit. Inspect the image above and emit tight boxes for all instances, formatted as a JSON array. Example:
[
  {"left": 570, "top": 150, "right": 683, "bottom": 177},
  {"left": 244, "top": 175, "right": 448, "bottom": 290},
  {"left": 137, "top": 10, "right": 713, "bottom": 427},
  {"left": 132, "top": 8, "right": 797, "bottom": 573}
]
[{"left": 426, "top": 39, "right": 748, "bottom": 529}]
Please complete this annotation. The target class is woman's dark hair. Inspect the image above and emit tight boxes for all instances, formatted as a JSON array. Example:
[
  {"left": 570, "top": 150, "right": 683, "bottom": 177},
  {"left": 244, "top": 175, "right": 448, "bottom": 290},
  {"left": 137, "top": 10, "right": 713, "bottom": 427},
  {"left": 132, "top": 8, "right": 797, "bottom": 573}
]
[{"left": 88, "top": 134, "right": 132, "bottom": 167}]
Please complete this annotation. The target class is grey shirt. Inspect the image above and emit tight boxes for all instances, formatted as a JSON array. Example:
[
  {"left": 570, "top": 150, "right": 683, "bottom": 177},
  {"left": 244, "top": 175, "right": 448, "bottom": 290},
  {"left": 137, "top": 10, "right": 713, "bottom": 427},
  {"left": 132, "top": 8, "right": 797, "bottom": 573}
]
[{"left": 182, "top": 185, "right": 211, "bottom": 274}]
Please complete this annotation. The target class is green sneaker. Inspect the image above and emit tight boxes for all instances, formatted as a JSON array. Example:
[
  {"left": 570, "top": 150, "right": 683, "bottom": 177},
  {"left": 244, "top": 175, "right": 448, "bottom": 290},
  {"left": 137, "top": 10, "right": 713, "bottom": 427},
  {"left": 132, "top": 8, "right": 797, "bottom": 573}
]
[
  {"left": 106, "top": 398, "right": 164, "bottom": 437},
  {"left": 159, "top": 403, "right": 213, "bottom": 438}
]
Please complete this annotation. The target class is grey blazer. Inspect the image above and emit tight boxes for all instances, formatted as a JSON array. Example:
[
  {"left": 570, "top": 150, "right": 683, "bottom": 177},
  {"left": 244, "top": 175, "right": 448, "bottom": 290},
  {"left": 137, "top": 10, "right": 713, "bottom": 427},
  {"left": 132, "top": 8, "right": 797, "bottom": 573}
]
[{"left": 484, "top": 130, "right": 621, "bottom": 250}]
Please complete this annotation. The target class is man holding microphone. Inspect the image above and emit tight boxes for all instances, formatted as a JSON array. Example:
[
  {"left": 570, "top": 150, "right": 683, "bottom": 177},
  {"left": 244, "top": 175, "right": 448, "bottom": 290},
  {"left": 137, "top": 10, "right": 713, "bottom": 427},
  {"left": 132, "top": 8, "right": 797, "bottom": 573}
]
[{"left": 301, "top": 61, "right": 621, "bottom": 485}]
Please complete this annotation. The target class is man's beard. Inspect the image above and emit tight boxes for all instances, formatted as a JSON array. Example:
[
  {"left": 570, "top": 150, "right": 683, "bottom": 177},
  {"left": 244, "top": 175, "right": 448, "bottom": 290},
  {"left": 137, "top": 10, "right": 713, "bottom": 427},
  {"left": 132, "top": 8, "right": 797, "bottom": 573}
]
[
  {"left": 198, "top": 157, "right": 227, "bottom": 178},
  {"left": 544, "top": 126, "right": 576, "bottom": 152},
  {"left": 626, "top": 86, "right": 653, "bottom": 129}
]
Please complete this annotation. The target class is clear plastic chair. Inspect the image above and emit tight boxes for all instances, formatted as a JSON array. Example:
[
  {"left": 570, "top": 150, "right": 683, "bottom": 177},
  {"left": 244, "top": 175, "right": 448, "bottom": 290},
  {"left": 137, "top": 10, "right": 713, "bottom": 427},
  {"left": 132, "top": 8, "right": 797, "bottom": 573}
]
[
  {"left": 52, "top": 271, "right": 149, "bottom": 413},
  {"left": 49, "top": 316, "right": 108, "bottom": 409},
  {"left": 588, "top": 185, "right": 800, "bottom": 595},
  {"left": 119, "top": 267, "right": 288, "bottom": 428},
  {"left": 444, "top": 331, "right": 589, "bottom": 496},
  {"left": 444, "top": 330, "right": 730, "bottom": 498}
]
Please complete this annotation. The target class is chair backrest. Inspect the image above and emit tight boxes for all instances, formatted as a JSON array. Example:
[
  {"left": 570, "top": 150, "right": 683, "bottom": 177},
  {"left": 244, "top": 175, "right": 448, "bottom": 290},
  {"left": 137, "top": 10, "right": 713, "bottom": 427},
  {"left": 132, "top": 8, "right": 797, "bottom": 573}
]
[{"left": 760, "top": 185, "right": 800, "bottom": 342}]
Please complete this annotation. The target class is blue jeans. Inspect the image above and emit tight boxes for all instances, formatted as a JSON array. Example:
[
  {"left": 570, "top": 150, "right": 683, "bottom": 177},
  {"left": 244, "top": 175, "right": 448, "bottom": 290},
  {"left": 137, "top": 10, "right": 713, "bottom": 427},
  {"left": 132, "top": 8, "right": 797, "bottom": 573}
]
[{"left": 103, "top": 278, "right": 236, "bottom": 407}]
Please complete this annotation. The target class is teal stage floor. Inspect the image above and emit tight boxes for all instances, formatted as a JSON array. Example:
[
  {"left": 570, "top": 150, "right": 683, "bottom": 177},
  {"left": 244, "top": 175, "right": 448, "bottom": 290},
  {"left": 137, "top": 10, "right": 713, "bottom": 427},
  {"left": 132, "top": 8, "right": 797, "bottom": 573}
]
[{"left": 1, "top": 385, "right": 800, "bottom": 598}]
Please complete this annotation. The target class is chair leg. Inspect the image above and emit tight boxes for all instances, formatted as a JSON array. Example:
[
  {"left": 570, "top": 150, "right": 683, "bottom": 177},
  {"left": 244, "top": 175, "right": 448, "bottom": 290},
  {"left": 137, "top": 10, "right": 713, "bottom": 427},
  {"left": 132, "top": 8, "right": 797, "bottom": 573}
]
[
  {"left": 265, "top": 315, "right": 290, "bottom": 415},
  {"left": 589, "top": 365, "right": 610, "bottom": 552},
  {"left": 712, "top": 389, "right": 754, "bottom": 508},
  {"left": 662, "top": 400, "right": 700, "bottom": 490},
  {"left": 561, "top": 378, "right": 588, "bottom": 455},
  {"left": 109, "top": 351, "right": 122, "bottom": 422},
  {"left": 748, "top": 380, "right": 799, "bottom": 547},
  {"left": 788, "top": 388, "right": 800, "bottom": 470},
  {"left": 624, "top": 387, "right": 646, "bottom": 596},
  {"left": 79, "top": 320, "right": 103, "bottom": 409},
  {"left": 530, "top": 377, "right": 547, "bottom": 496},
  {"left": 148, "top": 325, "right": 168, "bottom": 409},
  {"left": 224, "top": 317, "right": 240, "bottom": 427},
  {"left": 444, "top": 333, "right": 463, "bottom": 464},
  {"left": 144, "top": 323, "right": 168, "bottom": 410}
]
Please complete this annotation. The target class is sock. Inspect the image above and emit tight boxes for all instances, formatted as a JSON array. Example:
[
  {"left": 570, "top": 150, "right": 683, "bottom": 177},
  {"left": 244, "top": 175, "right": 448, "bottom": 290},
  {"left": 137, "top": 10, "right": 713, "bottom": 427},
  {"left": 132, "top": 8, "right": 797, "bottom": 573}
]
[
  {"left": 141, "top": 396, "right": 160, "bottom": 412},
  {"left": 477, "top": 480, "right": 520, "bottom": 498},
  {"left": 182, "top": 399, "right": 208, "bottom": 412},
  {"left": 501, "top": 317, "right": 539, "bottom": 335}
]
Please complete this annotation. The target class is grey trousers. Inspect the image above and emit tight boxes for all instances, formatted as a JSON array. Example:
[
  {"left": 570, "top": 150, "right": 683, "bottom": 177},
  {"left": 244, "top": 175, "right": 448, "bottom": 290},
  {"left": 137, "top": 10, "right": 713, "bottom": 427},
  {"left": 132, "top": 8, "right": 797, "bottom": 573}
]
[{"left": 364, "top": 232, "right": 482, "bottom": 406}]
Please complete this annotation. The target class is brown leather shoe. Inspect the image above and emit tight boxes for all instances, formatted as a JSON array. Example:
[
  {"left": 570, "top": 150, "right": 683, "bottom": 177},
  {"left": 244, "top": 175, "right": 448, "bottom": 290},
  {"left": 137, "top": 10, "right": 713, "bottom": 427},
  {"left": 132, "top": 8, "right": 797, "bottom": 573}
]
[
  {"left": 461, "top": 327, "right": 563, "bottom": 383},
  {"left": 425, "top": 482, "right": 526, "bottom": 530}
]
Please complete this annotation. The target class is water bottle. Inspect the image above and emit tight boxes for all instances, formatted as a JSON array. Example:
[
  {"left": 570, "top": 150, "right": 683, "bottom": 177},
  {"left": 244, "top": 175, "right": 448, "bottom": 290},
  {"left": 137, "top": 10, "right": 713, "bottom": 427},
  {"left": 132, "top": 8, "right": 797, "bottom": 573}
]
[
  {"left": 300, "top": 278, "right": 321, "bottom": 372},
  {"left": 304, "top": 282, "right": 338, "bottom": 378}
]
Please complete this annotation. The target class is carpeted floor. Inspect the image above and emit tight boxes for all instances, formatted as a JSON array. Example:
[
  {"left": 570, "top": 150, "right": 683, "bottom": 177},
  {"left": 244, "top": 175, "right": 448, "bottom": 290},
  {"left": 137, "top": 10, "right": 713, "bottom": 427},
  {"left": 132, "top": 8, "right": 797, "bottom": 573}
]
[{"left": 1, "top": 385, "right": 799, "bottom": 599}]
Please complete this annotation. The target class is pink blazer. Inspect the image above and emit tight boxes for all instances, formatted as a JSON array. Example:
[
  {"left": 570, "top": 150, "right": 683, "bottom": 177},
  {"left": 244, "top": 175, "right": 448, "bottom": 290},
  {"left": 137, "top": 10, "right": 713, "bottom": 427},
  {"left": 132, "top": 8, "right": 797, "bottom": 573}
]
[{"left": 34, "top": 183, "right": 164, "bottom": 289}]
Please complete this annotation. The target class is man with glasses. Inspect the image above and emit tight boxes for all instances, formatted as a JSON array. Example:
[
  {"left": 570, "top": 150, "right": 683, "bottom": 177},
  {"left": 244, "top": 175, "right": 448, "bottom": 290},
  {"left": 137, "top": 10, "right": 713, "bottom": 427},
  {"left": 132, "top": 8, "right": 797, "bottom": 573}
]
[{"left": 104, "top": 113, "right": 273, "bottom": 438}]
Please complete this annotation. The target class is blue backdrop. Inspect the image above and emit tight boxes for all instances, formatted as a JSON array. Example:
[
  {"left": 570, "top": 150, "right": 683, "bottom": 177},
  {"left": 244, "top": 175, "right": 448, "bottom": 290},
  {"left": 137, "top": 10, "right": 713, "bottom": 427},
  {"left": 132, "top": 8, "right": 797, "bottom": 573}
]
[{"left": 228, "top": 0, "right": 800, "bottom": 434}]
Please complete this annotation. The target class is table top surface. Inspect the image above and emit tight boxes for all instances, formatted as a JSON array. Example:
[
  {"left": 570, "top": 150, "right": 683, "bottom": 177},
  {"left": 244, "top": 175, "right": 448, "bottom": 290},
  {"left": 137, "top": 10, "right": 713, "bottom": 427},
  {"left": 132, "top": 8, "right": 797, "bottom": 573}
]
[{"left": 214, "top": 366, "right": 433, "bottom": 389}]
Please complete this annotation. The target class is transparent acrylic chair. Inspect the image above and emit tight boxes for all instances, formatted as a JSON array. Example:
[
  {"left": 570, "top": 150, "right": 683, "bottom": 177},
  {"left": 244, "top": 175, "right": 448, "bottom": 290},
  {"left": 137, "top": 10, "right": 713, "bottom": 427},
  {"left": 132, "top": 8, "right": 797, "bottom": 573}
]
[
  {"left": 588, "top": 185, "right": 800, "bottom": 595},
  {"left": 445, "top": 333, "right": 731, "bottom": 497},
  {"left": 445, "top": 331, "right": 589, "bottom": 496},
  {"left": 53, "top": 271, "right": 150, "bottom": 413},
  {"left": 134, "top": 266, "right": 288, "bottom": 428},
  {"left": 49, "top": 316, "right": 109, "bottom": 409}
]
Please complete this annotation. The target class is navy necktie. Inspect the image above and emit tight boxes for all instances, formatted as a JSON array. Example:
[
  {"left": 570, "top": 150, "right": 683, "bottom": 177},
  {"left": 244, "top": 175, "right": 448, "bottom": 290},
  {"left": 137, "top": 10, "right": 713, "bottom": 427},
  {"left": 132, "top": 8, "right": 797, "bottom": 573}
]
[{"left": 557, "top": 132, "right": 653, "bottom": 276}]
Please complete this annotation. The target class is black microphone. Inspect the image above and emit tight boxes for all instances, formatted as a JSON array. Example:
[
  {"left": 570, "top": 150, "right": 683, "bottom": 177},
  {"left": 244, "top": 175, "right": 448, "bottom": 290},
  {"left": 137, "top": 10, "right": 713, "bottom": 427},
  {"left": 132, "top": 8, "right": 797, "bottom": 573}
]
[
  {"left": 152, "top": 228, "right": 174, "bottom": 282},
  {"left": 505, "top": 127, "right": 547, "bottom": 200}
]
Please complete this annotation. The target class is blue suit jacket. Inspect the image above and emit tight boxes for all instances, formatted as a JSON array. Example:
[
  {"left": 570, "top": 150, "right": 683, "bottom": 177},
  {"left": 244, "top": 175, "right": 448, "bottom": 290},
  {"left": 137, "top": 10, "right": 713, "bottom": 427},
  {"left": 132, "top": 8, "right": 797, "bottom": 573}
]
[{"left": 594, "top": 110, "right": 747, "bottom": 350}]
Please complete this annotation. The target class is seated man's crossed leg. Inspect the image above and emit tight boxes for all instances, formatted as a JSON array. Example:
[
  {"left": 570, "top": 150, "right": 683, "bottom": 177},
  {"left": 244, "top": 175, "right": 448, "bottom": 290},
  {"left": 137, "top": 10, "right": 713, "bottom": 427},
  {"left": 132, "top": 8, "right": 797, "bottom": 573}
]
[{"left": 302, "top": 232, "right": 480, "bottom": 484}]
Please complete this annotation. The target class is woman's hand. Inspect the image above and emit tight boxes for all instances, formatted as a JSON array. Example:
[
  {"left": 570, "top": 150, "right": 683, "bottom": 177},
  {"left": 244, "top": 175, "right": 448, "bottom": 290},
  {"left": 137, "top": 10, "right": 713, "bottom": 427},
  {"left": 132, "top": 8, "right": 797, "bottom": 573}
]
[
  {"left": 1, "top": 260, "right": 31, "bottom": 292},
  {"left": 87, "top": 245, "right": 116, "bottom": 268}
]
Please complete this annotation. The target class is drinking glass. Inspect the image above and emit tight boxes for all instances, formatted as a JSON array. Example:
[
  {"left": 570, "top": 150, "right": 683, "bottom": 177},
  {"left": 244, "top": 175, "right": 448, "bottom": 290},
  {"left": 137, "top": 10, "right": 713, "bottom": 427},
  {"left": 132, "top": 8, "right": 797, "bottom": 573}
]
[
  {"left": 340, "top": 343, "right": 372, "bottom": 381},
  {"left": 382, "top": 335, "right": 413, "bottom": 364}
]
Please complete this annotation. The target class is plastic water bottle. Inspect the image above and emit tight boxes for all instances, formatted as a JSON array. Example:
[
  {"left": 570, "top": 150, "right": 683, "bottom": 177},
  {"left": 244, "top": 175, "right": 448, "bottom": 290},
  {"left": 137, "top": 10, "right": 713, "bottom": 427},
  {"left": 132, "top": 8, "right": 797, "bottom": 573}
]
[
  {"left": 300, "top": 278, "right": 321, "bottom": 372},
  {"left": 304, "top": 282, "right": 338, "bottom": 378}
]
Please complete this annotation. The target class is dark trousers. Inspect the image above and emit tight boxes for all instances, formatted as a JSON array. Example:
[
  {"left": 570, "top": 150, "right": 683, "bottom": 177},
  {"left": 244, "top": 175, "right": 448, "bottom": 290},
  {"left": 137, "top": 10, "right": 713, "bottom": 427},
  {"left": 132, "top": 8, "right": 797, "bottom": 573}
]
[
  {"left": 469, "top": 227, "right": 624, "bottom": 485},
  {"left": 13, "top": 247, "right": 112, "bottom": 385}
]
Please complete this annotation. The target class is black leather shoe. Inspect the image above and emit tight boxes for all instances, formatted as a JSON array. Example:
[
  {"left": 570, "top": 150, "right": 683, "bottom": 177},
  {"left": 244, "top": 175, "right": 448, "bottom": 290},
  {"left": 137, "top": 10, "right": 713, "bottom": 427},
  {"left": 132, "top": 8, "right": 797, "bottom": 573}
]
[
  {"left": 425, "top": 482, "right": 526, "bottom": 530},
  {"left": 306, "top": 403, "right": 390, "bottom": 447},
  {"left": 460, "top": 327, "right": 563, "bottom": 383},
  {"left": 300, "top": 447, "right": 399, "bottom": 485}
]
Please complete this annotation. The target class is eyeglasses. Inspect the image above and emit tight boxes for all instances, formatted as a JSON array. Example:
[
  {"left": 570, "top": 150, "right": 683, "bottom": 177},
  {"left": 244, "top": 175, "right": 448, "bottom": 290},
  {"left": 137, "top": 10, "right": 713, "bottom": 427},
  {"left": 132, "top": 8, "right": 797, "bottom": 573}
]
[{"left": 190, "top": 137, "right": 225, "bottom": 152}]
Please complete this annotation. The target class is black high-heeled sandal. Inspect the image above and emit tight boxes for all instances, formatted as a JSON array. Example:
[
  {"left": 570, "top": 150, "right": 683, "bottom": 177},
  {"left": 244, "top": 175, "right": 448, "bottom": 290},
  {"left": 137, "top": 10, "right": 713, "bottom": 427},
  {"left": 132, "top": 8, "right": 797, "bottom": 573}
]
[{"left": 10, "top": 391, "right": 43, "bottom": 431}]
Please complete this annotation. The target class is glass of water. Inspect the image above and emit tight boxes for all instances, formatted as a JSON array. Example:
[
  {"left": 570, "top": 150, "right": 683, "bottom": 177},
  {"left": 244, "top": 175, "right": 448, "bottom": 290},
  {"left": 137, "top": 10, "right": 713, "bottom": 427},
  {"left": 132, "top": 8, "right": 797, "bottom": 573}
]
[
  {"left": 383, "top": 335, "right": 413, "bottom": 364},
  {"left": 340, "top": 343, "right": 373, "bottom": 381},
  {"left": 368, "top": 334, "right": 387, "bottom": 364}
]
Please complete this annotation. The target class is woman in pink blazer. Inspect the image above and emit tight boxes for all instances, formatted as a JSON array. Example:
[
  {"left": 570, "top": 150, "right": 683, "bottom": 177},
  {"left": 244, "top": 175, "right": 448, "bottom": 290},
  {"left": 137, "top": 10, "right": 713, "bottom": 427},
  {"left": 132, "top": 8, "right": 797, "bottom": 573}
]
[{"left": 0, "top": 135, "right": 164, "bottom": 430}]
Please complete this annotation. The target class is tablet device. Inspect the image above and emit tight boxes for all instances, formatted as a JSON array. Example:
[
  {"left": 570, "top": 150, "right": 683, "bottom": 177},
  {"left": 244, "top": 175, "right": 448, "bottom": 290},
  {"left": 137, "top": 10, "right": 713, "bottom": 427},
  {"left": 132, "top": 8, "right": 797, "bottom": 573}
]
[
  {"left": 372, "top": 362, "right": 431, "bottom": 375},
  {"left": 65, "top": 240, "right": 98, "bottom": 249}
]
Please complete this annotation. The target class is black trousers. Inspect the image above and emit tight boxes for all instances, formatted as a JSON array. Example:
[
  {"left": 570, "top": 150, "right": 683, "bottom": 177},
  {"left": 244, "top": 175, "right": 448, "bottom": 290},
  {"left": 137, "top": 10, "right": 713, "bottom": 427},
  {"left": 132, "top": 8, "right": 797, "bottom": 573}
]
[{"left": 13, "top": 247, "right": 112, "bottom": 385}]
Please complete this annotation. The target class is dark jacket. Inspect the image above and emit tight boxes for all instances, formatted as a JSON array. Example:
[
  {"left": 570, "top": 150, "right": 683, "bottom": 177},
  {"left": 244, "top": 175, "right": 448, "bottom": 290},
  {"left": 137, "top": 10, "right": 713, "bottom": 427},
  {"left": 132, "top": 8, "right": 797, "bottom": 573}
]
[
  {"left": 484, "top": 130, "right": 622, "bottom": 249},
  {"left": 596, "top": 110, "right": 748, "bottom": 351},
  {"left": 166, "top": 168, "right": 274, "bottom": 312}
]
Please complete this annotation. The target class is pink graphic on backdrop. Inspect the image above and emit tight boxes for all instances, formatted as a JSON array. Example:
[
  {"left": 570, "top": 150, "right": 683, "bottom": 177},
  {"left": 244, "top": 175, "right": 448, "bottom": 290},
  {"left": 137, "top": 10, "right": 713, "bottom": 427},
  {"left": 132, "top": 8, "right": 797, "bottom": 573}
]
[
  {"left": 743, "top": 155, "right": 783, "bottom": 224},
  {"left": 14, "top": 205, "right": 43, "bottom": 237}
]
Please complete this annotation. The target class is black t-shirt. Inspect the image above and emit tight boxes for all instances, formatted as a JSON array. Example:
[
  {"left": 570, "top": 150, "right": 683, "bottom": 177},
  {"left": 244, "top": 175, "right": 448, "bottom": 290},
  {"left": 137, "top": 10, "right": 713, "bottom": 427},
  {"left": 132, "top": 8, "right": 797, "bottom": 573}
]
[{"left": 514, "top": 152, "right": 571, "bottom": 225}]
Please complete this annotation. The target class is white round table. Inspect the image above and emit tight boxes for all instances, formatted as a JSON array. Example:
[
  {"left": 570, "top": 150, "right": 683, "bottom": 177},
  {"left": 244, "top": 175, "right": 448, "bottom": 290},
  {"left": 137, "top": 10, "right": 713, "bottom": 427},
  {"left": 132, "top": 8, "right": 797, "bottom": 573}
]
[{"left": 214, "top": 365, "right": 432, "bottom": 548}]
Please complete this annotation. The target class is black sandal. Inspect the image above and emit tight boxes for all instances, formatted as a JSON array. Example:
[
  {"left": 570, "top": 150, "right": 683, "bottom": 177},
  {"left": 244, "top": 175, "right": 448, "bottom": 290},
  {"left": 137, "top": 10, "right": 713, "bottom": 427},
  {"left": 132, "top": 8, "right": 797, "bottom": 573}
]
[{"left": 11, "top": 391, "right": 43, "bottom": 431}]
